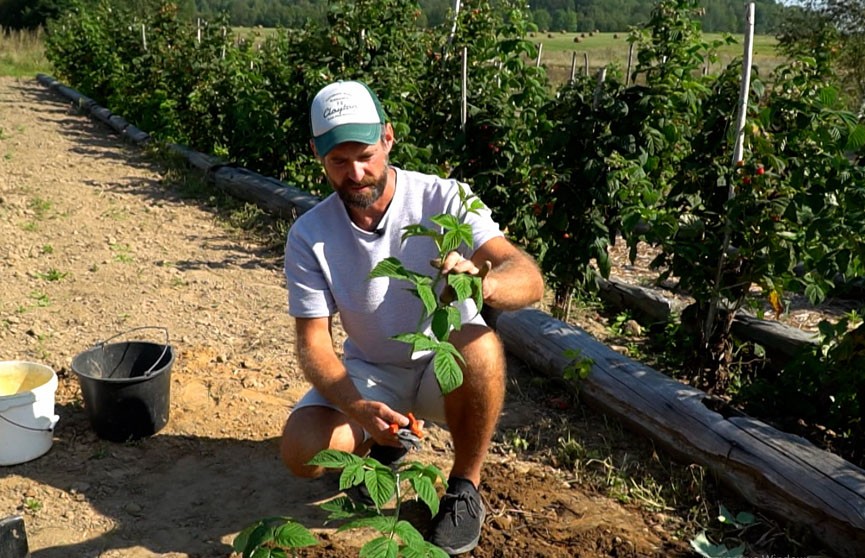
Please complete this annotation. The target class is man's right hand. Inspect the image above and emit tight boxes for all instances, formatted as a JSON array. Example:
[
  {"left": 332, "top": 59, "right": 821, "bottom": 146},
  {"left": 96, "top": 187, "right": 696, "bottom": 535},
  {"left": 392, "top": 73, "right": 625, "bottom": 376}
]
[{"left": 347, "top": 399, "right": 409, "bottom": 448}]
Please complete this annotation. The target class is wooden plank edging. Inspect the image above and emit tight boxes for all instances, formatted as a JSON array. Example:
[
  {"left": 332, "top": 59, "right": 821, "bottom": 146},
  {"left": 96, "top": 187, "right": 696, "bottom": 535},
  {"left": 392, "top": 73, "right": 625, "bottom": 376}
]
[{"left": 599, "top": 277, "right": 819, "bottom": 357}]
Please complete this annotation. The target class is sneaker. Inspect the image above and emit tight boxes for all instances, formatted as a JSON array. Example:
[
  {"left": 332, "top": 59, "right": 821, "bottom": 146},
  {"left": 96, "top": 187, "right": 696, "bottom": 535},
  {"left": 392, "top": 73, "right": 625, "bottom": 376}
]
[
  {"left": 344, "top": 443, "right": 408, "bottom": 506},
  {"left": 428, "top": 477, "right": 486, "bottom": 555}
]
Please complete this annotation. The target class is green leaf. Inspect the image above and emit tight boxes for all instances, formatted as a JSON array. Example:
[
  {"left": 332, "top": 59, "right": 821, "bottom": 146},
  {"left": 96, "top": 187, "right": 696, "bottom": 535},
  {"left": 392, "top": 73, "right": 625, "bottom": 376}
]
[
  {"left": 308, "top": 449, "right": 363, "bottom": 470},
  {"left": 846, "top": 125, "right": 865, "bottom": 151},
  {"left": 338, "top": 515, "right": 395, "bottom": 534},
  {"left": 393, "top": 519, "right": 425, "bottom": 546},
  {"left": 401, "top": 542, "right": 450, "bottom": 558},
  {"left": 273, "top": 521, "right": 318, "bottom": 548},
  {"left": 410, "top": 474, "right": 440, "bottom": 516},
  {"left": 431, "top": 308, "right": 452, "bottom": 341},
  {"left": 320, "top": 496, "right": 364, "bottom": 520},
  {"left": 360, "top": 536, "right": 398, "bottom": 558},
  {"left": 433, "top": 350, "right": 464, "bottom": 394},
  {"left": 364, "top": 467, "right": 397, "bottom": 508},
  {"left": 250, "top": 547, "right": 276, "bottom": 558},
  {"left": 392, "top": 332, "right": 440, "bottom": 353},
  {"left": 340, "top": 461, "right": 365, "bottom": 490},
  {"left": 818, "top": 86, "right": 838, "bottom": 107},
  {"left": 234, "top": 522, "right": 275, "bottom": 556},
  {"left": 804, "top": 282, "right": 826, "bottom": 304},
  {"left": 369, "top": 257, "right": 412, "bottom": 281},
  {"left": 447, "top": 273, "right": 474, "bottom": 302},
  {"left": 689, "top": 531, "right": 745, "bottom": 558},
  {"left": 440, "top": 226, "right": 470, "bottom": 254},
  {"left": 400, "top": 224, "right": 438, "bottom": 241},
  {"left": 430, "top": 213, "right": 461, "bottom": 231},
  {"left": 415, "top": 284, "right": 437, "bottom": 316}
]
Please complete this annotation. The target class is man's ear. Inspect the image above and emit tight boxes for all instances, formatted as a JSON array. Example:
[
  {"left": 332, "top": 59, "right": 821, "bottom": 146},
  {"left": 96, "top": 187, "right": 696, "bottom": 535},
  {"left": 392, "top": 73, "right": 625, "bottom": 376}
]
[{"left": 383, "top": 123, "right": 395, "bottom": 152}]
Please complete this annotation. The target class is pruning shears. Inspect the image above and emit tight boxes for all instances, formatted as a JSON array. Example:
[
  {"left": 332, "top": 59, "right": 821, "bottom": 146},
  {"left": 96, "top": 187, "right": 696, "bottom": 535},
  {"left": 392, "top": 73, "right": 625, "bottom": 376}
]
[{"left": 387, "top": 412, "right": 424, "bottom": 451}]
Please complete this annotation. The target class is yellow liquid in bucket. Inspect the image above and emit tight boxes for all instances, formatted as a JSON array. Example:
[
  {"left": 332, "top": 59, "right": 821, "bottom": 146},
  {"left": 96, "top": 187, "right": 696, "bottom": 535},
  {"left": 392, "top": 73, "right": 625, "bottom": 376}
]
[{"left": 0, "top": 366, "right": 52, "bottom": 396}]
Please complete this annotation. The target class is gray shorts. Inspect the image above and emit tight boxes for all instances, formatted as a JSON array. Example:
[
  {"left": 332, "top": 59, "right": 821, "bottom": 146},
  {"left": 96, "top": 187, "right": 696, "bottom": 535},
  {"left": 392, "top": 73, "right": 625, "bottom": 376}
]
[{"left": 293, "top": 357, "right": 447, "bottom": 423}]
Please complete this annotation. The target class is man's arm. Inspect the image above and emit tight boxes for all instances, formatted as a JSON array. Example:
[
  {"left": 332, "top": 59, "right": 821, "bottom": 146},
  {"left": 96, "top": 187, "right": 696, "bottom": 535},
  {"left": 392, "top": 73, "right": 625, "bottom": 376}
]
[
  {"left": 295, "top": 316, "right": 408, "bottom": 444},
  {"left": 438, "top": 236, "right": 545, "bottom": 311}
]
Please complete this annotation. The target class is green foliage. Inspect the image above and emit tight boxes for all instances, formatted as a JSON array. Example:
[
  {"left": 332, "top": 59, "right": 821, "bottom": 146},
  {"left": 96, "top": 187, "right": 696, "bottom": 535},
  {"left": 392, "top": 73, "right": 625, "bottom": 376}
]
[
  {"left": 304, "top": 450, "right": 448, "bottom": 558},
  {"left": 369, "top": 184, "right": 485, "bottom": 395},
  {"left": 689, "top": 503, "right": 759, "bottom": 558},
  {"left": 233, "top": 516, "right": 318, "bottom": 557},
  {"left": 740, "top": 313, "right": 865, "bottom": 450},
  {"left": 233, "top": 450, "right": 447, "bottom": 558},
  {"left": 562, "top": 348, "right": 593, "bottom": 382},
  {"left": 776, "top": 0, "right": 865, "bottom": 113}
]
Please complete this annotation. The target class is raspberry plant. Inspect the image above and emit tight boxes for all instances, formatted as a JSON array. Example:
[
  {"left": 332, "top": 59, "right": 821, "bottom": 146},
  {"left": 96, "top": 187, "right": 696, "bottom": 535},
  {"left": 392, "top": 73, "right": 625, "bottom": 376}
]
[{"left": 369, "top": 183, "right": 486, "bottom": 394}]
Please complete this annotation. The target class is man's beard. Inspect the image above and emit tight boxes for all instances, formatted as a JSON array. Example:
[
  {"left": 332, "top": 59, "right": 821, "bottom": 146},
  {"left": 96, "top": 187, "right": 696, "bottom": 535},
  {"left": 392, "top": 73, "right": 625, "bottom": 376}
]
[{"left": 332, "top": 167, "right": 388, "bottom": 209}]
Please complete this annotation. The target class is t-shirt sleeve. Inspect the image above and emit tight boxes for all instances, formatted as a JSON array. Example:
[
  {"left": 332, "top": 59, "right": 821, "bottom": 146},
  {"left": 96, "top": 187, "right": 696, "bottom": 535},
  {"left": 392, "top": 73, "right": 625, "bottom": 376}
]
[{"left": 284, "top": 228, "right": 335, "bottom": 318}]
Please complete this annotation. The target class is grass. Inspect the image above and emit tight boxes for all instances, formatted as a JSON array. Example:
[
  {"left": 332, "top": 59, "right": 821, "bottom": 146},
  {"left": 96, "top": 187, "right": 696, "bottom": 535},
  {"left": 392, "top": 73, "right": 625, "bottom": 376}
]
[
  {"left": 529, "top": 31, "right": 786, "bottom": 86},
  {"left": 0, "top": 27, "right": 51, "bottom": 77}
]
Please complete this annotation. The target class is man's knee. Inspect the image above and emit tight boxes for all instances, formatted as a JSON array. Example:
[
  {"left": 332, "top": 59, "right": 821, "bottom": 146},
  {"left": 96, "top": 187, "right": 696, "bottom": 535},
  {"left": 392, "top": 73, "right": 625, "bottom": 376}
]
[
  {"left": 453, "top": 326, "right": 505, "bottom": 373},
  {"left": 280, "top": 406, "right": 357, "bottom": 478}
]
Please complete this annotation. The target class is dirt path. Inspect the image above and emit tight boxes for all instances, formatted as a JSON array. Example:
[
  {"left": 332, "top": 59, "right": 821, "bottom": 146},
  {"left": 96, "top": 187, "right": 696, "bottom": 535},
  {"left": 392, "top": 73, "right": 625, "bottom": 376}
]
[{"left": 0, "top": 76, "right": 689, "bottom": 557}]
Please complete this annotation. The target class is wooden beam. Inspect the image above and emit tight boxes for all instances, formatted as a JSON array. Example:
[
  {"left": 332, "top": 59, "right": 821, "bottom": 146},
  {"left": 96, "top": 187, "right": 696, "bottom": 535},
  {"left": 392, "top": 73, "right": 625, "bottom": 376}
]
[
  {"left": 496, "top": 307, "right": 865, "bottom": 558},
  {"left": 599, "top": 277, "right": 818, "bottom": 357}
]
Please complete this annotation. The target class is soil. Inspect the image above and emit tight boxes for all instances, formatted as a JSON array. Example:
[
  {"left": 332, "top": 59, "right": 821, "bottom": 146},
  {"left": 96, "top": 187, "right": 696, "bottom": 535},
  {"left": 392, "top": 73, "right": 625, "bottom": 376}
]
[{"left": 0, "top": 76, "right": 696, "bottom": 557}]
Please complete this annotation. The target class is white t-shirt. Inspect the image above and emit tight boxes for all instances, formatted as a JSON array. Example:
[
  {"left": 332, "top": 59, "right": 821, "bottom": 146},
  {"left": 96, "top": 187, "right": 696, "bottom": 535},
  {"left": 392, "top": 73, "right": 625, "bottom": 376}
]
[{"left": 284, "top": 167, "right": 503, "bottom": 367}]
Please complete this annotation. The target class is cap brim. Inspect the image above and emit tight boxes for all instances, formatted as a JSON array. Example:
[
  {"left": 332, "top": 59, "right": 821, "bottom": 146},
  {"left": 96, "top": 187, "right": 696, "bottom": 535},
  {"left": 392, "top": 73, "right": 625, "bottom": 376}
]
[{"left": 314, "top": 123, "right": 382, "bottom": 157}]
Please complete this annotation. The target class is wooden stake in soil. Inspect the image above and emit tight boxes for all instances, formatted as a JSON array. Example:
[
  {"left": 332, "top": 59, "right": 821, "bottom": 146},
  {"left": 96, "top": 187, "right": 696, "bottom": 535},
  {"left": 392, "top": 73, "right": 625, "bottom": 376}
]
[{"left": 703, "top": 2, "right": 755, "bottom": 340}]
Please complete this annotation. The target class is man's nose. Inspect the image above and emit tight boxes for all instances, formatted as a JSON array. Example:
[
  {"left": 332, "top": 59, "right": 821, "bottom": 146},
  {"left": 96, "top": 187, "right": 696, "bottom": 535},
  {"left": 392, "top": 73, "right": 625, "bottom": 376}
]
[{"left": 348, "top": 161, "right": 366, "bottom": 182}]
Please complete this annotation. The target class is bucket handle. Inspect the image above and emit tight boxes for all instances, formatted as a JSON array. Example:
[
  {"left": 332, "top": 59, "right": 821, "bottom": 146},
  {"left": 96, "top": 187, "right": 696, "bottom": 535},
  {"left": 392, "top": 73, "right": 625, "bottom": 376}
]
[
  {"left": 95, "top": 326, "right": 171, "bottom": 378},
  {"left": 0, "top": 412, "right": 58, "bottom": 433}
]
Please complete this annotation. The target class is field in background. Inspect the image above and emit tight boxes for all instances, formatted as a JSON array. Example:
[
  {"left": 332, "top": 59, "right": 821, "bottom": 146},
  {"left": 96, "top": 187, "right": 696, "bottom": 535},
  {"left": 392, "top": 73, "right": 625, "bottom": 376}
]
[
  {"left": 0, "top": 27, "right": 50, "bottom": 77},
  {"left": 529, "top": 31, "right": 784, "bottom": 85},
  {"left": 3, "top": 23, "right": 783, "bottom": 89}
]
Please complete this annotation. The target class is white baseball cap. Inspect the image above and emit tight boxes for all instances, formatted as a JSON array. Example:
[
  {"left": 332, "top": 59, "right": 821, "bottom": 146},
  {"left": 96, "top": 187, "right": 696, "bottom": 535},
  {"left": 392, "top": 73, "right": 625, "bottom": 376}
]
[{"left": 310, "top": 80, "right": 386, "bottom": 157}]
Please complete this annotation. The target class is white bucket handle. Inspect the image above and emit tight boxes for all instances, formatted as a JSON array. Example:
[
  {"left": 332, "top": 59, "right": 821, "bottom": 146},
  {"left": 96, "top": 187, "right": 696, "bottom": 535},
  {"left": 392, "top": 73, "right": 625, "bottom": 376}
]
[
  {"left": 94, "top": 326, "right": 171, "bottom": 378},
  {"left": 0, "top": 412, "right": 58, "bottom": 433}
]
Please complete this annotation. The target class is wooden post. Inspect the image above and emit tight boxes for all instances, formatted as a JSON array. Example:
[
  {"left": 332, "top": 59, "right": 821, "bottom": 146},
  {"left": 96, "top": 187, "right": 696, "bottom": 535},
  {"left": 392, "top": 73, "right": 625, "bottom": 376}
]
[
  {"left": 626, "top": 42, "right": 635, "bottom": 86},
  {"left": 592, "top": 67, "right": 607, "bottom": 109},
  {"left": 583, "top": 52, "right": 589, "bottom": 76},
  {"left": 445, "top": 0, "right": 462, "bottom": 58},
  {"left": 705, "top": 2, "right": 756, "bottom": 340},
  {"left": 535, "top": 42, "right": 543, "bottom": 67},
  {"left": 141, "top": 24, "right": 147, "bottom": 51},
  {"left": 221, "top": 27, "right": 226, "bottom": 59},
  {"left": 196, "top": 18, "right": 201, "bottom": 44},
  {"left": 569, "top": 52, "right": 577, "bottom": 83},
  {"left": 461, "top": 47, "right": 467, "bottom": 132}
]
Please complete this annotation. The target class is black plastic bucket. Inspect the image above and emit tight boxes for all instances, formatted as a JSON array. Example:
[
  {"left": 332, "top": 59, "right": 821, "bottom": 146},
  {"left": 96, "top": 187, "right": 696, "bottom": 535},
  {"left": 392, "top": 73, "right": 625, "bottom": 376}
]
[{"left": 71, "top": 328, "right": 174, "bottom": 442}]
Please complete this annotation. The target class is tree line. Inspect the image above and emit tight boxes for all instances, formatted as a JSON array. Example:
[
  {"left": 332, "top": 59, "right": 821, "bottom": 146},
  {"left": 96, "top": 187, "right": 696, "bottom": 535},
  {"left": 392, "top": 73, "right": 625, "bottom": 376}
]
[{"left": 0, "top": 0, "right": 791, "bottom": 33}]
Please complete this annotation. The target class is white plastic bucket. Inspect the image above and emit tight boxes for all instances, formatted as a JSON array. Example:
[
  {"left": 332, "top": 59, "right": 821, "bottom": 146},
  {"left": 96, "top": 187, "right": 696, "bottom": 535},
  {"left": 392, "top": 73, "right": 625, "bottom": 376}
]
[{"left": 0, "top": 361, "right": 60, "bottom": 466}]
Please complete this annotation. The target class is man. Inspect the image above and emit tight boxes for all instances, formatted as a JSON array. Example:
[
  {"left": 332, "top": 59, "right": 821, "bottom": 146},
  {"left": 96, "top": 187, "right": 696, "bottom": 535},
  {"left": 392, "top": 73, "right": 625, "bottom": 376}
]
[{"left": 281, "top": 80, "right": 544, "bottom": 555}]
